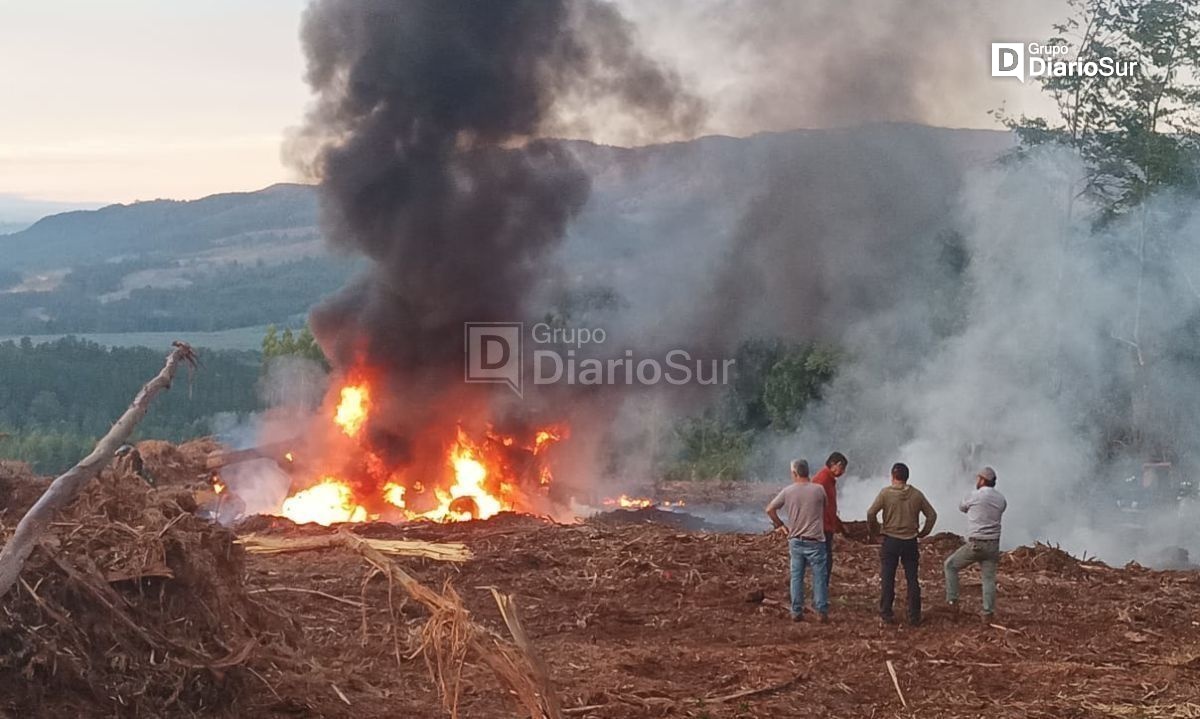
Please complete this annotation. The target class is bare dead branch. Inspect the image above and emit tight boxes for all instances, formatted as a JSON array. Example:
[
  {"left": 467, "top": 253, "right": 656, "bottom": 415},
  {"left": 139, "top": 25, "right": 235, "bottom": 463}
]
[{"left": 0, "top": 342, "right": 197, "bottom": 598}]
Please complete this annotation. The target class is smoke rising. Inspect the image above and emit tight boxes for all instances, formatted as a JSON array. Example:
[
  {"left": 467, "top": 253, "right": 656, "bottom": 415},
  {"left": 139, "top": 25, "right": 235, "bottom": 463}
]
[
  {"left": 780, "top": 147, "right": 1200, "bottom": 566},
  {"left": 288, "top": 0, "right": 700, "bottom": 491},
  {"left": 571, "top": 131, "right": 1197, "bottom": 566},
  {"left": 258, "top": 1, "right": 1199, "bottom": 565},
  {"left": 612, "top": 0, "right": 1067, "bottom": 136}
]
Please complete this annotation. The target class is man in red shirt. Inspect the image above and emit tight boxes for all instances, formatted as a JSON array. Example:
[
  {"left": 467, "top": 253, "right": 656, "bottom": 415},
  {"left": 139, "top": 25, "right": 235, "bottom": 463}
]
[{"left": 812, "top": 451, "right": 848, "bottom": 591}]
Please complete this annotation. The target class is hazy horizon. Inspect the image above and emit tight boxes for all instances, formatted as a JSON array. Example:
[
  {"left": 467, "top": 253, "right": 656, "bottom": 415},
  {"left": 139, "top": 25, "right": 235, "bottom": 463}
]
[{"left": 1, "top": 0, "right": 1065, "bottom": 207}]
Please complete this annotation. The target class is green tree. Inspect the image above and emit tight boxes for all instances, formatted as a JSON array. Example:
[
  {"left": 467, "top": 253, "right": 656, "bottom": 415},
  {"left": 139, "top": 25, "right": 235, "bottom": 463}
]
[
  {"left": 1009, "top": 0, "right": 1200, "bottom": 456},
  {"left": 669, "top": 416, "right": 753, "bottom": 481},
  {"left": 762, "top": 346, "right": 840, "bottom": 431},
  {"left": 1008, "top": 0, "right": 1200, "bottom": 213},
  {"left": 262, "top": 323, "right": 328, "bottom": 369},
  {"left": 28, "top": 390, "right": 64, "bottom": 426}
]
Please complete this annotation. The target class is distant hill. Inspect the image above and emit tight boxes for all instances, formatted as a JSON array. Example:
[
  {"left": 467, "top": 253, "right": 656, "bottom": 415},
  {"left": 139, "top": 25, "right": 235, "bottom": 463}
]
[
  {"left": 0, "top": 194, "right": 105, "bottom": 236},
  {"left": 0, "top": 124, "right": 1012, "bottom": 341},
  {"left": 1, "top": 183, "right": 319, "bottom": 271}
]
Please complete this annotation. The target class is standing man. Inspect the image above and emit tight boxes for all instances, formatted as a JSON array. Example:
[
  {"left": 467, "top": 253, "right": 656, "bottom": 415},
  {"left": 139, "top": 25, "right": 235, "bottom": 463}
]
[
  {"left": 867, "top": 462, "right": 937, "bottom": 626},
  {"left": 766, "top": 458, "right": 829, "bottom": 623},
  {"left": 812, "top": 451, "right": 848, "bottom": 591},
  {"left": 944, "top": 466, "right": 1007, "bottom": 621}
]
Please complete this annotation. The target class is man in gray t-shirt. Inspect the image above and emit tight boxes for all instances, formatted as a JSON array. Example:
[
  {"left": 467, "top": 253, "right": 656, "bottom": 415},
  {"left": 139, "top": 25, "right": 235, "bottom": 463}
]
[
  {"left": 944, "top": 466, "right": 1008, "bottom": 619},
  {"left": 766, "top": 458, "right": 829, "bottom": 621}
]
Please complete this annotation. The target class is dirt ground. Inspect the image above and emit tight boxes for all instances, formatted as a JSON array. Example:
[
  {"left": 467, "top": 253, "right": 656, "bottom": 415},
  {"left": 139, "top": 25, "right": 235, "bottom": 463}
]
[
  {"left": 235, "top": 512, "right": 1200, "bottom": 719},
  {"left": 2, "top": 467, "right": 1199, "bottom": 718}
]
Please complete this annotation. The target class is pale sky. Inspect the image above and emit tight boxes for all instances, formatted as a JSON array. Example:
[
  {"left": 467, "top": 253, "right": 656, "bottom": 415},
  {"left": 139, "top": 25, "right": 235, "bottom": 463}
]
[
  {"left": 0, "top": 0, "right": 1064, "bottom": 206},
  {"left": 0, "top": 0, "right": 310, "bottom": 204}
]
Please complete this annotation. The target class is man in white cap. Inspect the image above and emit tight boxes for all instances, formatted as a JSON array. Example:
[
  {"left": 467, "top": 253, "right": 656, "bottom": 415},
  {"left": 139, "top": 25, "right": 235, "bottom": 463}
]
[{"left": 944, "top": 466, "right": 1007, "bottom": 621}]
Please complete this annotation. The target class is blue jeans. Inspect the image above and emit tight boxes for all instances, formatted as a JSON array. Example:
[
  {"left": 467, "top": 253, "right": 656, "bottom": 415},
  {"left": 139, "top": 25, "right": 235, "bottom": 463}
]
[{"left": 788, "top": 538, "right": 829, "bottom": 617}]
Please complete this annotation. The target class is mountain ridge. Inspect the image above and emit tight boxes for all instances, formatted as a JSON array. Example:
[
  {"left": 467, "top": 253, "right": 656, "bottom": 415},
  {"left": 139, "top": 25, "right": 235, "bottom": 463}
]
[{"left": 0, "top": 124, "right": 1013, "bottom": 339}]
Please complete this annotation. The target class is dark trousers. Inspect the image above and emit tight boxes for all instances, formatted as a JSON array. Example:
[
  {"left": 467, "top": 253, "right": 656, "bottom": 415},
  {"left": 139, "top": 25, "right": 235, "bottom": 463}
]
[
  {"left": 880, "top": 536, "right": 921, "bottom": 623},
  {"left": 823, "top": 531, "right": 835, "bottom": 590}
]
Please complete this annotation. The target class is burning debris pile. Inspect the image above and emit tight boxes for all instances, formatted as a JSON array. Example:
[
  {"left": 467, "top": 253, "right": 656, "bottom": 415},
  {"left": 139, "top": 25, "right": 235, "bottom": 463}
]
[
  {"left": 270, "top": 379, "right": 568, "bottom": 526},
  {"left": 0, "top": 471, "right": 280, "bottom": 715},
  {"left": 238, "top": 0, "right": 701, "bottom": 526}
]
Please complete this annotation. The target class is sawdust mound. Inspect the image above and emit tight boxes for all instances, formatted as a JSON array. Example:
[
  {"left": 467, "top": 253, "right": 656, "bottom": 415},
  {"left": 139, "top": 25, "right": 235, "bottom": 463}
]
[
  {"left": 1006, "top": 542, "right": 1086, "bottom": 574},
  {"left": 177, "top": 436, "right": 222, "bottom": 469},
  {"left": 136, "top": 438, "right": 214, "bottom": 487},
  {"left": 0, "top": 472, "right": 286, "bottom": 717},
  {"left": 0, "top": 461, "right": 50, "bottom": 518}
]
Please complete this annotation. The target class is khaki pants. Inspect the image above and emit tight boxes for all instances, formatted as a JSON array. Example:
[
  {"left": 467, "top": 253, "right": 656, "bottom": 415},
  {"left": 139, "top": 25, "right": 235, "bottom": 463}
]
[{"left": 944, "top": 538, "right": 1000, "bottom": 614}]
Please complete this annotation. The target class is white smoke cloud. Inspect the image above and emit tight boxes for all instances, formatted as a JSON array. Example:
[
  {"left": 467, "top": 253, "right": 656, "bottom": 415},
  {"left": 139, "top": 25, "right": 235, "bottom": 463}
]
[{"left": 788, "top": 146, "right": 1200, "bottom": 566}]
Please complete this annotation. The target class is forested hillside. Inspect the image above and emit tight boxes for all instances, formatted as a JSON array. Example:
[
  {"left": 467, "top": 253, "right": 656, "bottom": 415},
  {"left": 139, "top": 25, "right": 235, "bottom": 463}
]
[
  {"left": 0, "top": 337, "right": 260, "bottom": 472},
  {"left": 0, "top": 257, "right": 355, "bottom": 334}
]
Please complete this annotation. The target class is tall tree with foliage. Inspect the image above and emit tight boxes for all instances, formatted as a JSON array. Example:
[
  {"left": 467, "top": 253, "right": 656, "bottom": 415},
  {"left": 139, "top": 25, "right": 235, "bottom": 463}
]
[
  {"left": 1010, "top": 0, "right": 1200, "bottom": 457},
  {"left": 1011, "top": 0, "right": 1200, "bottom": 211}
]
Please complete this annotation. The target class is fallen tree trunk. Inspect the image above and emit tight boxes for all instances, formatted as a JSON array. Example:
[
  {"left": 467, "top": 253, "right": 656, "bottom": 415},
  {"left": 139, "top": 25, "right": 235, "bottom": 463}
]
[
  {"left": 237, "top": 533, "right": 473, "bottom": 562},
  {"left": 203, "top": 439, "right": 299, "bottom": 470},
  {"left": 0, "top": 341, "right": 197, "bottom": 598}
]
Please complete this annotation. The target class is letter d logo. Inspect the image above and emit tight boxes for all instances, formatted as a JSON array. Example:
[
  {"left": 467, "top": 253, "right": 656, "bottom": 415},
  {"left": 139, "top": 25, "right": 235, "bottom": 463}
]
[
  {"left": 991, "top": 43, "right": 1025, "bottom": 82},
  {"left": 464, "top": 322, "right": 523, "bottom": 396}
]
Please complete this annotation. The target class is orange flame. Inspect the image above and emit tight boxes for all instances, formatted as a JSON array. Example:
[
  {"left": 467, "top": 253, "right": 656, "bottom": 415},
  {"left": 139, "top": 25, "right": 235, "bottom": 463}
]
[
  {"left": 444, "top": 430, "right": 503, "bottom": 519},
  {"left": 603, "top": 495, "right": 686, "bottom": 509},
  {"left": 275, "top": 375, "right": 565, "bottom": 525},
  {"left": 281, "top": 477, "right": 368, "bottom": 526},
  {"left": 382, "top": 481, "right": 406, "bottom": 508},
  {"left": 533, "top": 427, "right": 564, "bottom": 454},
  {"left": 388, "top": 428, "right": 507, "bottom": 522},
  {"left": 334, "top": 384, "right": 369, "bottom": 438}
]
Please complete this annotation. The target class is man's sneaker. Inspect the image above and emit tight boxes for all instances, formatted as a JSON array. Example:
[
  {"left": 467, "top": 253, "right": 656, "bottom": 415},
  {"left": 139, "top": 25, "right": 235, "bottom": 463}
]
[
  {"left": 908, "top": 616, "right": 922, "bottom": 627},
  {"left": 819, "top": 613, "right": 829, "bottom": 624},
  {"left": 880, "top": 615, "right": 896, "bottom": 626},
  {"left": 981, "top": 612, "right": 994, "bottom": 625},
  {"left": 791, "top": 613, "right": 804, "bottom": 623}
]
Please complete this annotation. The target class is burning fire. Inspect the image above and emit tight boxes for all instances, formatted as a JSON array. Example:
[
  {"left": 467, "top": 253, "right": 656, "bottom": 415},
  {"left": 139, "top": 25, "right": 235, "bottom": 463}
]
[
  {"left": 280, "top": 477, "right": 368, "bottom": 526},
  {"left": 380, "top": 428, "right": 521, "bottom": 522},
  {"left": 275, "top": 376, "right": 566, "bottom": 525},
  {"left": 603, "top": 495, "right": 686, "bottom": 509},
  {"left": 334, "top": 384, "right": 369, "bottom": 438}
]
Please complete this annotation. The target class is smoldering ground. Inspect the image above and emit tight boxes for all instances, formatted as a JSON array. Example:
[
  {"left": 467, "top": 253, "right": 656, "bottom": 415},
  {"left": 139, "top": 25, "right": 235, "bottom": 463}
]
[{"left": 758, "top": 148, "right": 1200, "bottom": 567}]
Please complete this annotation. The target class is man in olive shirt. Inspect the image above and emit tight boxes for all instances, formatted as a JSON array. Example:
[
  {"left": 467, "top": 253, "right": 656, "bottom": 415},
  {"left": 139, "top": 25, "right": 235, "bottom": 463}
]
[
  {"left": 867, "top": 462, "right": 938, "bottom": 626},
  {"left": 766, "top": 458, "right": 829, "bottom": 622}
]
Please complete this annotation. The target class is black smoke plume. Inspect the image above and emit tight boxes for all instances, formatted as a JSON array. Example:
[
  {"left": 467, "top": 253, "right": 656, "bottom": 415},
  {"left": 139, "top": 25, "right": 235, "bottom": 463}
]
[{"left": 290, "top": 0, "right": 699, "bottom": 483}]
